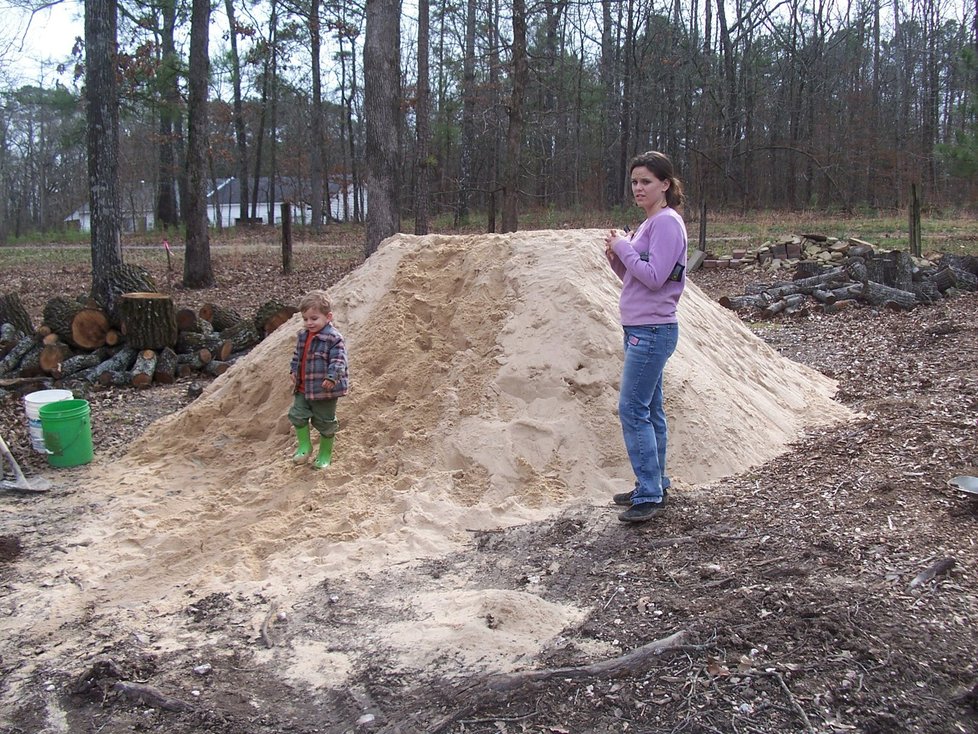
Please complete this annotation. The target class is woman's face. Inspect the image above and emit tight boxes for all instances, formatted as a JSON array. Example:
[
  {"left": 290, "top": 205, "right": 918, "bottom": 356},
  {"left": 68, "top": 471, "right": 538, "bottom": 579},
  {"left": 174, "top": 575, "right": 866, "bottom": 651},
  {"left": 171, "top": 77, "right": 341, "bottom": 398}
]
[{"left": 630, "top": 166, "right": 670, "bottom": 215}]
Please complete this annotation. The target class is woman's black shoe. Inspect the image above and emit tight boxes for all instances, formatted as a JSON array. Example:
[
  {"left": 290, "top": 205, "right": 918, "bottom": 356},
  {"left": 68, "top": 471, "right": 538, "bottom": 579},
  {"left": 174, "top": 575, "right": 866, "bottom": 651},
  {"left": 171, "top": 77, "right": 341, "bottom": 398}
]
[
  {"left": 613, "top": 487, "right": 667, "bottom": 507},
  {"left": 618, "top": 500, "right": 665, "bottom": 523}
]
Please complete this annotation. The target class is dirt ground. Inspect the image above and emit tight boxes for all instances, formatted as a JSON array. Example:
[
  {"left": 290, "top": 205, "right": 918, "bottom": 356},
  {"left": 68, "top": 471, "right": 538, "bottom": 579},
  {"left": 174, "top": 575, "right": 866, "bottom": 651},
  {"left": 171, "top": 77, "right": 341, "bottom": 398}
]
[{"left": 1, "top": 238, "right": 977, "bottom": 734}]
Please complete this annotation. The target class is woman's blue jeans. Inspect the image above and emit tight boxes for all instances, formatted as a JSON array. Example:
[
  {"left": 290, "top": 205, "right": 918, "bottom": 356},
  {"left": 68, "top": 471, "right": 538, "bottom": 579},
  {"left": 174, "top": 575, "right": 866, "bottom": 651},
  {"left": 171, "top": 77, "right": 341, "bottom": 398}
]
[{"left": 619, "top": 324, "right": 678, "bottom": 505}]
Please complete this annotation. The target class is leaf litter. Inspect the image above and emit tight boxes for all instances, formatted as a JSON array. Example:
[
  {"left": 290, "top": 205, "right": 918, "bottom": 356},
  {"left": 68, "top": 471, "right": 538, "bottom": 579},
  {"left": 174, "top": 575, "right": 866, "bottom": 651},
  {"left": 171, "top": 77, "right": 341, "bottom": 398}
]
[{"left": 0, "top": 235, "right": 976, "bottom": 733}]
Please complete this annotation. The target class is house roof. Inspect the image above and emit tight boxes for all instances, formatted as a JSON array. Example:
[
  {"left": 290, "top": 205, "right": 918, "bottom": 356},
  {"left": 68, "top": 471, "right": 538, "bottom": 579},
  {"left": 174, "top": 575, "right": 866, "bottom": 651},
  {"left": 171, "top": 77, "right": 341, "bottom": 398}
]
[
  {"left": 65, "top": 181, "right": 156, "bottom": 220},
  {"left": 64, "top": 176, "right": 354, "bottom": 221},
  {"left": 208, "top": 176, "right": 348, "bottom": 205}
]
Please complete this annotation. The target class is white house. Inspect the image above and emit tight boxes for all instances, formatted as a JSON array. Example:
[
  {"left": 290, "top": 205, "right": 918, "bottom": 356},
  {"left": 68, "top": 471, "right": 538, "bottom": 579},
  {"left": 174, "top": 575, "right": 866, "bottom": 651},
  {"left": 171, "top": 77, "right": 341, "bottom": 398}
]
[
  {"left": 207, "top": 176, "right": 364, "bottom": 226},
  {"left": 64, "top": 175, "right": 364, "bottom": 232},
  {"left": 64, "top": 180, "right": 158, "bottom": 233}
]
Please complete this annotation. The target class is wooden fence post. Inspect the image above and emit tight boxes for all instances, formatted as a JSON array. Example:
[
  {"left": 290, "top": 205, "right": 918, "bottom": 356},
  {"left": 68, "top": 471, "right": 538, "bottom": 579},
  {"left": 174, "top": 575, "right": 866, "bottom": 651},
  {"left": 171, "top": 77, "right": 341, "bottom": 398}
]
[
  {"left": 909, "top": 183, "right": 922, "bottom": 258},
  {"left": 281, "top": 201, "right": 293, "bottom": 275},
  {"left": 698, "top": 198, "right": 707, "bottom": 252}
]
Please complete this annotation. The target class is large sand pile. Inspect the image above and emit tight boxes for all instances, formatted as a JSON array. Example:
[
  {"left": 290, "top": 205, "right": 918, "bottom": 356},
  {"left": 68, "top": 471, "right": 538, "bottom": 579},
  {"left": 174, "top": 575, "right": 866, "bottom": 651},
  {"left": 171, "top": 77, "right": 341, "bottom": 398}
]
[
  {"left": 62, "top": 230, "right": 850, "bottom": 605},
  {"left": 0, "top": 229, "right": 858, "bottom": 696}
]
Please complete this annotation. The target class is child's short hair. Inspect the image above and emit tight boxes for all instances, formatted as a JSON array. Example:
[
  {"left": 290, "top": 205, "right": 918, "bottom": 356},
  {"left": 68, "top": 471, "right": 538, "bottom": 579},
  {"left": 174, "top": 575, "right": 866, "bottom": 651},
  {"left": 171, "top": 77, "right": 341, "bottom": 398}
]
[{"left": 299, "top": 290, "right": 332, "bottom": 314}]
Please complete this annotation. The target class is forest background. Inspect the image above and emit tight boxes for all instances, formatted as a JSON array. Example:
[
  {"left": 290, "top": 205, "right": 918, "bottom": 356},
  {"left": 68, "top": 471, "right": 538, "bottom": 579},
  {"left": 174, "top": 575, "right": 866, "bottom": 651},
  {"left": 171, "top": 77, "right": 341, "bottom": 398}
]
[{"left": 0, "top": 0, "right": 977, "bottom": 250}]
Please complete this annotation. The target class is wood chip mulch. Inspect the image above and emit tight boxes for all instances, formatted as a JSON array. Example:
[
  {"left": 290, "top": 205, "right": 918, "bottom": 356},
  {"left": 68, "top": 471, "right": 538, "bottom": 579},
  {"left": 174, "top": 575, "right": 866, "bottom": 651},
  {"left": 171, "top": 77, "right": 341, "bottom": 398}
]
[{"left": 1, "top": 252, "right": 977, "bottom": 733}]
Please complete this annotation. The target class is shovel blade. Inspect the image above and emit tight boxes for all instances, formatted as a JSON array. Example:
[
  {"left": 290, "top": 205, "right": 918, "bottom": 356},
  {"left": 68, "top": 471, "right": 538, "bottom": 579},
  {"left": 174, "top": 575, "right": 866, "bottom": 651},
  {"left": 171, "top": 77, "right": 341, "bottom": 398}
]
[{"left": 950, "top": 475, "right": 978, "bottom": 496}]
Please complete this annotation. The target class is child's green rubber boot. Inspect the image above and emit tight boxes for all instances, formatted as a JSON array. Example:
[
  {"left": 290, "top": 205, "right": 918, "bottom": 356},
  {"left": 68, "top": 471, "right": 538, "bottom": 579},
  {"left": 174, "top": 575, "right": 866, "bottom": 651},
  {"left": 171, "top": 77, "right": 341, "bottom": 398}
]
[
  {"left": 292, "top": 425, "right": 313, "bottom": 462},
  {"left": 313, "top": 435, "right": 335, "bottom": 469}
]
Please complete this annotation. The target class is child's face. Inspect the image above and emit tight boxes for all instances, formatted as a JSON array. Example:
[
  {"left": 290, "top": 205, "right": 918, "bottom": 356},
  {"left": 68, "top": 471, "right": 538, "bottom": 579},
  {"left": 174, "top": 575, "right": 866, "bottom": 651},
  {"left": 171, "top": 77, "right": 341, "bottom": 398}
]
[{"left": 302, "top": 308, "right": 331, "bottom": 333}]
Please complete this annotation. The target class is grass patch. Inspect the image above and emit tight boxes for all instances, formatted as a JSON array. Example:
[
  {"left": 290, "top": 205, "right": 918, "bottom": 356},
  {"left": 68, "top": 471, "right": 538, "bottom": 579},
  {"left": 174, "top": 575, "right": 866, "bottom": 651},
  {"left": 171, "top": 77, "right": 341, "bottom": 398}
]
[
  {"left": 0, "top": 224, "right": 366, "bottom": 269},
  {"left": 681, "top": 211, "right": 978, "bottom": 255},
  {"left": 0, "top": 247, "right": 92, "bottom": 267},
  {"left": 3, "top": 229, "right": 90, "bottom": 246},
  {"left": 3, "top": 209, "right": 975, "bottom": 266}
]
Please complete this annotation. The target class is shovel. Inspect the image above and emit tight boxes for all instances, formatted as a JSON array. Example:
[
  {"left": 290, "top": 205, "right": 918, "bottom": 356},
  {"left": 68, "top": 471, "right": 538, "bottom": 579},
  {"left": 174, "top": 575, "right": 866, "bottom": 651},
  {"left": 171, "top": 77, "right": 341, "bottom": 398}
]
[
  {"left": 949, "top": 475, "right": 978, "bottom": 497},
  {"left": 0, "top": 434, "right": 50, "bottom": 493}
]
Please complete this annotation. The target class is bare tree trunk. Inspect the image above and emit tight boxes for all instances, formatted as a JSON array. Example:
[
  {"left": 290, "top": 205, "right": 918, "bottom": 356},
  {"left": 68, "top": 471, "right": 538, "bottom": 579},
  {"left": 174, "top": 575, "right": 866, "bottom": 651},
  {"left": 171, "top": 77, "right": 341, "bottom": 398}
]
[
  {"left": 894, "top": 0, "right": 908, "bottom": 204},
  {"left": 715, "top": 0, "right": 738, "bottom": 190},
  {"left": 85, "top": 0, "right": 124, "bottom": 307},
  {"left": 176, "top": 107, "right": 189, "bottom": 223},
  {"left": 600, "top": 0, "right": 620, "bottom": 209},
  {"left": 414, "top": 0, "right": 431, "bottom": 235},
  {"left": 870, "top": 0, "right": 881, "bottom": 205},
  {"left": 184, "top": 0, "right": 214, "bottom": 288},
  {"left": 534, "top": 0, "right": 566, "bottom": 203},
  {"left": 456, "top": 0, "right": 476, "bottom": 224},
  {"left": 156, "top": 0, "right": 180, "bottom": 229},
  {"left": 363, "top": 0, "right": 401, "bottom": 256},
  {"left": 619, "top": 0, "right": 632, "bottom": 187},
  {"left": 664, "top": 0, "right": 679, "bottom": 155},
  {"left": 435, "top": 0, "right": 450, "bottom": 206},
  {"left": 209, "top": 154, "right": 222, "bottom": 230},
  {"left": 337, "top": 20, "right": 361, "bottom": 223},
  {"left": 573, "top": 29, "right": 585, "bottom": 209},
  {"left": 251, "top": 1, "right": 274, "bottom": 223},
  {"left": 500, "top": 0, "right": 527, "bottom": 232},
  {"left": 269, "top": 2, "right": 279, "bottom": 227},
  {"left": 224, "top": 0, "right": 250, "bottom": 226},
  {"left": 487, "top": 0, "right": 502, "bottom": 231},
  {"left": 922, "top": 0, "right": 940, "bottom": 193},
  {"left": 310, "top": 0, "right": 325, "bottom": 229},
  {"left": 786, "top": 0, "right": 801, "bottom": 208},
  {"left": 974, "top": 0, "right": 978, "bottom": 55},
  {"left": 338, "top": 33, "right": 351, "bottom": 222},
  {"left": 349, "top": 36, "right": 362, "bottom": 222}
]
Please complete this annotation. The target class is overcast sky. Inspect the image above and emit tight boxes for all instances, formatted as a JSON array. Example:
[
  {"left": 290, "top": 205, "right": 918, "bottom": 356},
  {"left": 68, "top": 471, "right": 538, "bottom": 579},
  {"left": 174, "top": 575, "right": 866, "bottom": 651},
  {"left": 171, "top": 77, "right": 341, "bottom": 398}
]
[
  {"left": 0, "top": 0, "right": 251, "bottom": 94},
  {"left": 0, "top": 0, "right": 361, "bottom": 99},
  {"left": 1, "top": 0, "right": 82, "bottom": 85}
]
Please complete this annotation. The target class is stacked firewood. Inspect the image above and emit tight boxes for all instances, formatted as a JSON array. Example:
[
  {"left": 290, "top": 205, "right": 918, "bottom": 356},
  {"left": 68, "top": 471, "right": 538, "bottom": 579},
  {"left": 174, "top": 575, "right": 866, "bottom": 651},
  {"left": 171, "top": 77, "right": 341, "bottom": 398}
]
[
  {"left": 0, "top": 265, "right": 298, "bottom": 390},
  {"left": 717, "top": 238, "right": 978, "bottom": 318}
]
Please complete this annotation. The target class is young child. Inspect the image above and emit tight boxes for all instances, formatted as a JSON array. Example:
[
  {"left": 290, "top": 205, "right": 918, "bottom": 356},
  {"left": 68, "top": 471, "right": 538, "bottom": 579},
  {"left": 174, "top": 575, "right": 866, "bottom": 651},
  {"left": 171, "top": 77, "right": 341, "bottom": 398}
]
[{"left": 288, "top": 290, "right": 349, "bottom": 469}]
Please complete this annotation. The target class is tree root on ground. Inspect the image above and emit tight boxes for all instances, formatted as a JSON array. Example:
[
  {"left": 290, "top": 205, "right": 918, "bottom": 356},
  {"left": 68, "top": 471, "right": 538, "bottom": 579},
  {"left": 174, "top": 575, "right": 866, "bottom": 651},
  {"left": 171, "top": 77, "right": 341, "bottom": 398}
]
[{"left": 377, "top": 630, "right": 687, "bottom": 734}]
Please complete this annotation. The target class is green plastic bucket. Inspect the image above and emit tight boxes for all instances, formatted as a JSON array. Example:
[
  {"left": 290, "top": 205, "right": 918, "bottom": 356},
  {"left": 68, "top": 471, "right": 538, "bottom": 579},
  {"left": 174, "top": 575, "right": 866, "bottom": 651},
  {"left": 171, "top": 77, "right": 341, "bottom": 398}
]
[{"left": 39, "top": 399, "right": 94, "bottom": 468}]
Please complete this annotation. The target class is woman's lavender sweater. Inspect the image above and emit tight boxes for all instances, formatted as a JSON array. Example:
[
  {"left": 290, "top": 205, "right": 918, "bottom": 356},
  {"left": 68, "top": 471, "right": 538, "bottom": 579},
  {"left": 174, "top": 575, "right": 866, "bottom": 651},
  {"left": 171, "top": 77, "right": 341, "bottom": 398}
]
[{"left": 607, "top": 207, "right": 688, "bottom": 326}]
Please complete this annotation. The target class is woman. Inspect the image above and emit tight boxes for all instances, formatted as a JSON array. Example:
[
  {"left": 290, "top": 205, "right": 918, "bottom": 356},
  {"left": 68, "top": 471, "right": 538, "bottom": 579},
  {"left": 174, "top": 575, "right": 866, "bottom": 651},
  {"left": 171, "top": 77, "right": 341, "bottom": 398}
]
[{"left": 603, "top": 151, "right": 688, "bottom": 523}]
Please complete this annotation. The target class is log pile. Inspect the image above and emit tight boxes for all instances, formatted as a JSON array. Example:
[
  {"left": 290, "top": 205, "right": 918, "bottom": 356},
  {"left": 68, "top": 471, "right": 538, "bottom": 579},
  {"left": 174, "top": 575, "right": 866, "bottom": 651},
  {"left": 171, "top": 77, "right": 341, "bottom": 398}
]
[
  {"left": 716, "top": 237, "right": 978, "bottom": 318},
  {"left": 0, "top": 279, "right": 299, "bottom": 390},
  {"left": 702, "top": 233, "right": 870, "bottom": 271}
]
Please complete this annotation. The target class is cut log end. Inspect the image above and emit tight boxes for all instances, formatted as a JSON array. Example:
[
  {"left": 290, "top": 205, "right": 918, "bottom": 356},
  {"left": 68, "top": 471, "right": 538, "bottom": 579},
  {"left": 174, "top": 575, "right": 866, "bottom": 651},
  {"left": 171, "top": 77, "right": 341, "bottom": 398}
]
[
  {"left": 261, "top": 311, "right": 296, "bottom": 336},
  {"left": 130, "top": 349, "right": 159, "bottom": 389},
  {"left": 71, "top": 308, "right": 111, "bottom": 350},
  {"left": 199, "top": 303, "right": 243, "bottom": 332},
  {"left": 176, "top": 308, "right": 200, "bottom": 332},
  {"left": 153, "top": 346, "right": 179, "bottom": 385},
  {"left": 40, "top": 343, "right": 72, "bottom": 374},
  {"left": 205, "top": 360, "right": 231, "bottom": 377},
  {"left": 254, "top": 301, "right": 299, "bottom": 337}
]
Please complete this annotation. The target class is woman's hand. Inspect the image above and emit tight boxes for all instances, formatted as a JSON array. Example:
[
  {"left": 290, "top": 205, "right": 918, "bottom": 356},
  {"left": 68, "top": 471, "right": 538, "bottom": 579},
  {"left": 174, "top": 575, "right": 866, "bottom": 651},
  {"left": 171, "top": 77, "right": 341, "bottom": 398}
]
[{"left": 604, "top": 229, "right": 621, "bottom": 256}]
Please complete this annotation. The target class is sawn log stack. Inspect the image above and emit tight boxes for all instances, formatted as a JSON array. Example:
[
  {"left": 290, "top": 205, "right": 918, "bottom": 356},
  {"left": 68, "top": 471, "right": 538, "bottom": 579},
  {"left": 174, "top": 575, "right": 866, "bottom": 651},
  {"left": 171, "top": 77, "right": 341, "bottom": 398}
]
[
  {"left": 716, "top": 236, "right": 978, "bottom": 318},
  {"left": 0, "top": 266, "right": 298, "bottom": 390}
]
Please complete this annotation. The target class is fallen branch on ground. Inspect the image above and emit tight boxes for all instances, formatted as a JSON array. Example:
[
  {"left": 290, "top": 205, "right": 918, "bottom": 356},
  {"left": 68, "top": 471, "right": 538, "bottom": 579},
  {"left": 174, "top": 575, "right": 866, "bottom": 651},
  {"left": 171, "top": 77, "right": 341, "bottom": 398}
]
[
  {"left": 260, "top": 601, "right": 280, "bottom": 648},
  {"left": 376, "top": 631, "right": 686, "bottom": 734},
  {"left": 71, "top": 657, "right": 194, "bottom": 713},
  {"left": 760, "top": 670, "right": 816, "bottom": 734},
  {"left": 909, "top": 557, "right": 955, "bottom": 589},
  {"left": 112, "top": 680, "right": 194, "bottom": 712},
  {"left": 483, "top": 630, "right": 686, "bottom": 692}
]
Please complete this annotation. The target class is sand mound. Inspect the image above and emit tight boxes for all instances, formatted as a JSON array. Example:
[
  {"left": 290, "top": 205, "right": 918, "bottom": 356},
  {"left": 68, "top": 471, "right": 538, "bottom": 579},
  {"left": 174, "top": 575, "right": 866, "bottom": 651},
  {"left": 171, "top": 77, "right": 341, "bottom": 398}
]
[{"left": 75, "top": 230, "right": 851, "bottom": 600}]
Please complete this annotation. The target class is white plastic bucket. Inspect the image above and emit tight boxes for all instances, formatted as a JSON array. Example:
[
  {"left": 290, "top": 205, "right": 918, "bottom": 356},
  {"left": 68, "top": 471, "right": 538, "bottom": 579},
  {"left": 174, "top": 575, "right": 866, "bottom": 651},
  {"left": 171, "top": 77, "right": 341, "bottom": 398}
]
[{"left": 24, "top": 389, "right": 73, "bottom": 453}]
